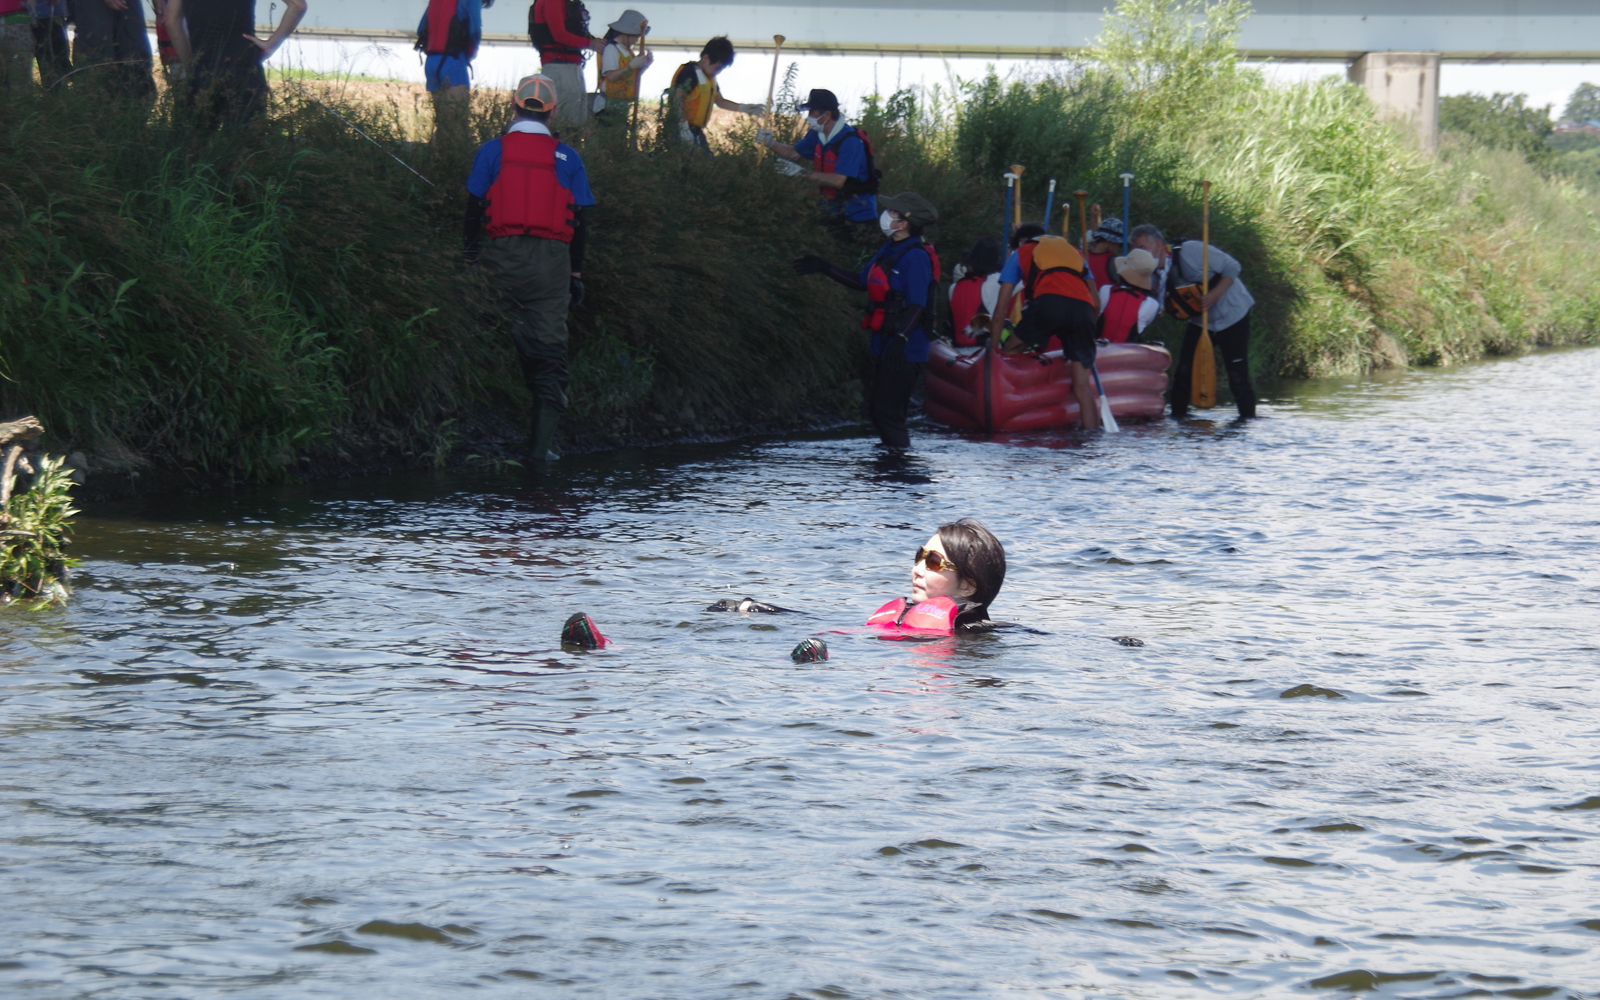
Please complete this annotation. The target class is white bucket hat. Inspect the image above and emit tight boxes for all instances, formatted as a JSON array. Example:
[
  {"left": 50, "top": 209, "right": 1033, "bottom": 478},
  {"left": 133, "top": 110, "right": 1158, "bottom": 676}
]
[{"left": 1113, "top": 248, "right": 1158, "bottom": 291}]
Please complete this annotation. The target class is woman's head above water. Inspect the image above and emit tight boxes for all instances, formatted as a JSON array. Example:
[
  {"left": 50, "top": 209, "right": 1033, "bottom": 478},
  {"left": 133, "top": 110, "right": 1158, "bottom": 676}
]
[{"left": 910, "top": 518, "right": 1007, "bottom": 610}]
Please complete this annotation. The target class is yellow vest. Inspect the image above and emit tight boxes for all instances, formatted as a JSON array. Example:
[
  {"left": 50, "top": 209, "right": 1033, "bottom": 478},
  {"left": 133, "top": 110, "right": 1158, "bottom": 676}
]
[
  {"left": 601, "top": 43, "right": 639, "bottom": 101},
  {"left": 678, "top": 64, "right": 718, "bottom": 129}
]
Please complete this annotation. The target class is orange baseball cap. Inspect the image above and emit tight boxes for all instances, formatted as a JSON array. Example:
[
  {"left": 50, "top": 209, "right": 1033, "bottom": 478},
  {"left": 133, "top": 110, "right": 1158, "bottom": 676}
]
[{"left": 513, "top": 75, "right": 558, "bottom": 113}]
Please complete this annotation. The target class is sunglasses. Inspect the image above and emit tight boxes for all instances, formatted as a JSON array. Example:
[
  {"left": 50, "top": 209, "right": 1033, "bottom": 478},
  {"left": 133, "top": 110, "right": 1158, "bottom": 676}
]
[{"left": 914, "top": 547, "right": 958, "bottom": 574}]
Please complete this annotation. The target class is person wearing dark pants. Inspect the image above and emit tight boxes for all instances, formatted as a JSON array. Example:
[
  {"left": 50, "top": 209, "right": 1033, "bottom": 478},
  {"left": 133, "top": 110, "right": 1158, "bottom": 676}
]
[
  {"left": 1169, "top": 313, "right": 1255, "bottom": 418},
  {"left": 165, "top": 0, "right": 306, "bottom": 127},
  {"left": 464, "top": 74, "right": 596, "bottom": 461},
  {"left": 1129, "top": 223, "right": 1258, "bottom": 419},
  {"left": 27, "top": 1, "right": 72, "bottom": 88},
  {"left": 71, "top": 0, "right": 156, "bottom": 96},
  {"left": 794, "top": 191, "right": 940, "bottom": 449}
]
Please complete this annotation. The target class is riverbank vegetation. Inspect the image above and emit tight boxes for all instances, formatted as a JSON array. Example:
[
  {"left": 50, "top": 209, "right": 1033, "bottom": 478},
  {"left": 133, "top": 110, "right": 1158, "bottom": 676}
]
[
  {"left": 2, "top": 0, "right": 1597, "bottom": 482},
  {"left": 0, "top": 417, "right": 75, "bottom": 603}
]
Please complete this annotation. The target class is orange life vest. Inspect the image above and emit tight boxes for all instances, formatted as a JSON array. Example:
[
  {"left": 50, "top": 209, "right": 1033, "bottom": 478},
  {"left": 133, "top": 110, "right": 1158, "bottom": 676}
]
[
  {"left": 600, "top": 42, "right": 639, "bottom": 100},
  {"left": 673, "top": 62, "right": 718, "bottom": 129},
  {"left": 484, "top": 131, "right": 577, "bottom": 242},
  {"left": 1018, "top": 236, "right": 1094, "bottom": 307}
]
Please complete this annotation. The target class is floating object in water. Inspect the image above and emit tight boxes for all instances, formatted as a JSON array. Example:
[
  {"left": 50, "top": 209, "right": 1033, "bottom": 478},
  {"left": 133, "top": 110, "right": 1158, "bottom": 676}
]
[
  {"left": 1113, "top": 635, "right": 1145, "bottom": 647},
  {"left": 706, "top": 597, "right": 796, "bottom": 614},
  {"left": 924, "top": 342, "right": 1170, "bottom": 433},
  {"left": 561, "top": 613, "right": 608, "bottom": 649},
  {"left": 790, "top": 637, "right": 829, "bottom": 662},
  {"left": 865, "top": 596, "right": 959, "bottom": 634}
]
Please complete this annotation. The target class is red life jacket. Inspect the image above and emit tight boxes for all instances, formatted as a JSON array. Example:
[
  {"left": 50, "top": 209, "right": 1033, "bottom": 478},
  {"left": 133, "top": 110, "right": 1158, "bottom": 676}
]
[
  {"left": 1097, "top": 284, "right": 1151, "bottom": 343},
  {"left": 810, "top": 126, "right": 880, "bottom": 202},
  {"left": 865, "top": 596, "right": 960, "bottom": 633},
  {"left": 529, "top": 0, "right": 590, "bottom": 63},
  {"left": 1017, "top": 236, "right": 1094, "bottom": 307},
  {"left": 484, "top": 131, "right": 578, "bottom": 242},
  {"left": 864, "top": 239, "right": 940, "bottom": 333},
  {"left": 1085, "top": 250, "right": 1114, "bottom": 290},
  {"left": 949, "top": 273, "right": 988, "bottom": 344},
  {"left": 417, "top": 0, "right": 472, "bottom": 57}
]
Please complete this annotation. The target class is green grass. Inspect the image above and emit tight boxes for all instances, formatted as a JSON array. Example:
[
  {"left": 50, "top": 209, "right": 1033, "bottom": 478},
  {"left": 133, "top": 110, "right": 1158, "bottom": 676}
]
[{"left": 2, "top": 0, "right": 1597, "bottom": 482}]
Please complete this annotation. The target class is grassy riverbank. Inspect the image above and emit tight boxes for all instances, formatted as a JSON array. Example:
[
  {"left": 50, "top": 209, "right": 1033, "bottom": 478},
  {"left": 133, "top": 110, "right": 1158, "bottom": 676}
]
[{"left": 2, "top": 0, "right": 1597, "bottom": 483}]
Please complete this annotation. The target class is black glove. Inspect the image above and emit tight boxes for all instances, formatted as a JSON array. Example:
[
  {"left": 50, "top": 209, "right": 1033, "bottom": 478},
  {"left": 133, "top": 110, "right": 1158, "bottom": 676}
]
[
  {"left": 569, "top": 276, "right": 585, "bottom": 309},
  {"left": 793, "top": 254, "right": 831, "bottom": 276}
]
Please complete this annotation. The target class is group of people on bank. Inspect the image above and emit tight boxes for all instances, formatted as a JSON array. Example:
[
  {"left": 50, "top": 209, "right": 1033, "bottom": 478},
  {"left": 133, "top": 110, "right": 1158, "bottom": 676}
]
[{"left": 0, "top": 0, "right": 307, "bottom": 123}]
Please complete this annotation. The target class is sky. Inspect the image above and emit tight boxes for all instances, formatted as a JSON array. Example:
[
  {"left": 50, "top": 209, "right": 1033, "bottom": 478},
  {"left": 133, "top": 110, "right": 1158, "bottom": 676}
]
[{"left": 262, "top": 36, "right": 1600, "bottom": 120}]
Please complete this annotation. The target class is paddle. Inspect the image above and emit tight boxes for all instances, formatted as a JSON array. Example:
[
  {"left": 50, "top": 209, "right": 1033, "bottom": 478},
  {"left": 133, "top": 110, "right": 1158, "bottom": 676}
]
[
  {"left": 1090, "top": 365, "right": 1121, "bottom": 434},
  {"left": 1011, "top": 164, "right": 1025, "bottom": 230},
  {"left": 1193, "top": 180, "right": 1218, "bottom": 409},
  {"left": 1074, "top": 190, "right": 1088, "bottom": 255},
  {"left": 759, "top": 34, "right": 785, "bottom": 164},
  {"left": 1119, "top": 172, "right": 1134, "bottom": 254},
  {"left": 1003, "top": 171, "right": 1015, "bottom": 248},
  {"left": 1043, "top": 179, "right": 1057, "bottom": 236}
]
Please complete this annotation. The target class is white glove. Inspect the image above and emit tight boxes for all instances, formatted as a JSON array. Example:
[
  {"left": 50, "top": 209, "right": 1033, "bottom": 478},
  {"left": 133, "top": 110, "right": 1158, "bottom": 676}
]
[
  {"left": 774, "top": 158, "right": 805, "bottom": 177},
  {"left": 755, "top": 127, "right": 775, "bottom": 146},
  {"left": 739, "top": 103, "right": 764, "bottom": 116},
  {"left": 677, "top": 120, "right": 694, "bottom": 143}
]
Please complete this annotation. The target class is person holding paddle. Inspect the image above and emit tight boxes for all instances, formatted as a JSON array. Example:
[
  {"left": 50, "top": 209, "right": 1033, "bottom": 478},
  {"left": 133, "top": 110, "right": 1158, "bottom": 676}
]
[
  {"left": 761, "top": 88, "right": 881, "bottom": 228},
  {"left": 1129, "top": 223, "right": 1258, "bottom": 420}
]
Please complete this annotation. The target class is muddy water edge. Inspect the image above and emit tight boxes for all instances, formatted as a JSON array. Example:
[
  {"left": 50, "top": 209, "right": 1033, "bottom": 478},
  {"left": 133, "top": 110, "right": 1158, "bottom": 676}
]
[{"left": 3, "top": 347, "right": 1598, "bottom": 999}]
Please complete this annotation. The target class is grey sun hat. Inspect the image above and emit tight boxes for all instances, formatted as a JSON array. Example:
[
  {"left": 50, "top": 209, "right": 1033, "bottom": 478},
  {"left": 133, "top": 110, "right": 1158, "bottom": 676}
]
[
  {"left": 608, "top": 9, "right": 649, "bottom": 35},
  {"left": 1090, "top": 216, "right": 1125, "bottom": 244},
  {"left": 878, "top": 191, "right": 938, "bottom": 228}
]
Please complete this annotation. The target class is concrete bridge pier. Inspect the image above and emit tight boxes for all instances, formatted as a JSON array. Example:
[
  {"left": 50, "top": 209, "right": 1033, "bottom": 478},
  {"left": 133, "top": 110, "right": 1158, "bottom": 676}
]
[{"left": 1347, "top": 51, "right": 1442, "bottom": 153}]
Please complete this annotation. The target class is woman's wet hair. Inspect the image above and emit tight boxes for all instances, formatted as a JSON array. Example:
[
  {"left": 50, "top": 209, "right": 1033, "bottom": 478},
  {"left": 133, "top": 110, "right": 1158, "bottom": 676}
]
[{"left": 937, "top": 518, "right": 1006, "bottom": 610}]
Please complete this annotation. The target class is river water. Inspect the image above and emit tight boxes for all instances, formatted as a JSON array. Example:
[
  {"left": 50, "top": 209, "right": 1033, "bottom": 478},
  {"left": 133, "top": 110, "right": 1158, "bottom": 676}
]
[{"left": 3, "top": 348, "right": 1599, "bottom": 999}]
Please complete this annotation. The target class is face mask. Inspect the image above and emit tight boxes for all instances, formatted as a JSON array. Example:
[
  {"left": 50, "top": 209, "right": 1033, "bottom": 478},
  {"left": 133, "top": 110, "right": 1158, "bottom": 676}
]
[
  {"left": 880, "top": 211, "right": 899, "bottom": 238},
  {"left": 806, "top": 116, "right": 822, "bottom": 132}
]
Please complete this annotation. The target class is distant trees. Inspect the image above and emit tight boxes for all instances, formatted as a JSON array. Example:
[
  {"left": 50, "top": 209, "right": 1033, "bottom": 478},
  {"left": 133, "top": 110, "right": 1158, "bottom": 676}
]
[
  {"left": 1438, "top": 91, "right": 1555, "bottom": 169},
  {"left": 1562, "top": 82, "right": 1600, "bottom": 125}
]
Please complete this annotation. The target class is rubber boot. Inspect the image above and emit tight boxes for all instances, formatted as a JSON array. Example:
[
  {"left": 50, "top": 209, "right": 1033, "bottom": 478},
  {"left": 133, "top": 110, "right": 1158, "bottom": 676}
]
[{"left": 528, "top": 402, "right": 562, "bottom": 463}]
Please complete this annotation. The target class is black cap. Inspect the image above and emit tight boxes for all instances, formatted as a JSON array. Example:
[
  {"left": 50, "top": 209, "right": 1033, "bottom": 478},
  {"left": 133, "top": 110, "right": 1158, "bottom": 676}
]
[
  {"left": 878, "top": 191, "right": 938, "bottom": 227},
  {"left": 797, "top": 89, "right": 840, "bottom": 113}
]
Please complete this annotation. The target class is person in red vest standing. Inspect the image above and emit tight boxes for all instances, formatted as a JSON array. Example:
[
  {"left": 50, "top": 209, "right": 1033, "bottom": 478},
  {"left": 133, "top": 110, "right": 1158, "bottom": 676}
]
[
  {"left": 417, "top": 0, "right": 487, "bottom": 146},
  {"left": 528, "top": 0, "right": 601, "bottom": 130},
  {"left": 464, "top": 75, "right": 597, "bottom": 462}
]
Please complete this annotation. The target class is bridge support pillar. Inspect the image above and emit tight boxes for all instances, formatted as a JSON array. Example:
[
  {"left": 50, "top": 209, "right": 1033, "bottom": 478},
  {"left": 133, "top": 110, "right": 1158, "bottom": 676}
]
[{"left": 1348, "top": 51, "right": 1440, "bottom": 153}]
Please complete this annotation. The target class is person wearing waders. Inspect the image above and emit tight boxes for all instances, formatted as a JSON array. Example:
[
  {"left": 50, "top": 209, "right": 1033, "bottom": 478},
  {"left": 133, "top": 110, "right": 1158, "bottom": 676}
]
[
  {"left": 989, "top": 227, "right": 1102, "bottom": 429},
  {"left": 793, "top": 192, "right": 940, "bottom": 450},
  {"left": 761, "top": 88, "right": 880, "bottom": 231},
  {"left": 464, "top": 75, "right": 596, "bottom": 462},
  {"left": 529, "top": 0, "right": 600, "bottom": 130},
  {"left": 417, "top": 0, "right": 487, "bottom": 146},
  {"left": 1129, "top": 223, "right": 1257, "bottom": 419},
  {"left": 164, "top": 0, "right": 307, "bottom": 126}
]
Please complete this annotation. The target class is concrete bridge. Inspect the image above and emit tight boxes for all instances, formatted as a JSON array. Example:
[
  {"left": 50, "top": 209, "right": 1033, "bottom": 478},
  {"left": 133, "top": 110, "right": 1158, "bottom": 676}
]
[{"left": 288, "top": 0, "right": 1600, "bottom": 148}]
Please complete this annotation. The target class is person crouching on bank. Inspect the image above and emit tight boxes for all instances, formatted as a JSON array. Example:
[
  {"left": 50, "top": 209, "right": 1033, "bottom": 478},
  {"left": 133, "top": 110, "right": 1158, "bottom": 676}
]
[
  {"left": 463, "top": 75, "right": 597, "bottom": 462},
  {"left": 761, "top": 88, "right": 880, "bottom": 229},
  {"left": 793, "top": 192, "right": 940, "bottom": 450}
]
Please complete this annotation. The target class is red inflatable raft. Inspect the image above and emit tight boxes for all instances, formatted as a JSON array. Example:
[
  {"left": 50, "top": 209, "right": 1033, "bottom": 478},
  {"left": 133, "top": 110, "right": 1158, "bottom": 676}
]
[{"left": 924, "top": 342, "right": 1171, "bottom": 432}]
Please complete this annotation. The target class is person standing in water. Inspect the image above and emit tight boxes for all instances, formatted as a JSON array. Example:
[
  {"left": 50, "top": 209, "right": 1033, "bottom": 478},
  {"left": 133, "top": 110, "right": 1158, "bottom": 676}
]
[{"left": 793, "top": 191, "right": 940, "bottom": 450}]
